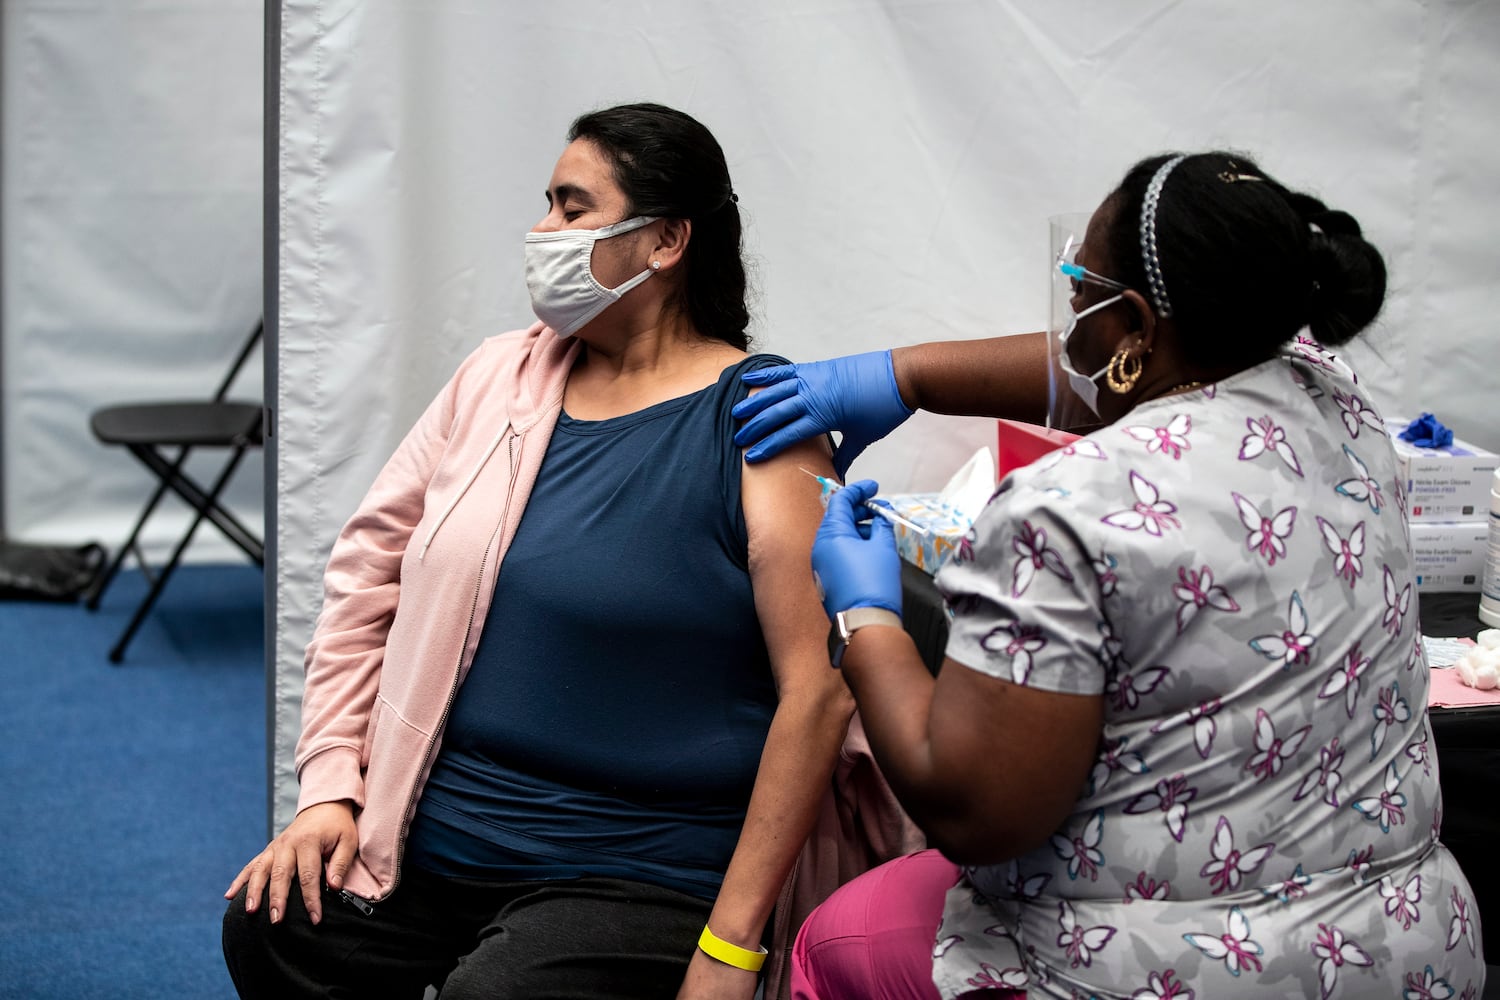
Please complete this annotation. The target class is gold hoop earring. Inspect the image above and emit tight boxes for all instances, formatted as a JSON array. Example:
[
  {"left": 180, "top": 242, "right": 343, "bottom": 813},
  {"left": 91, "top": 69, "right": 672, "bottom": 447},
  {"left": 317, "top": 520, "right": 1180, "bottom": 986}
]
[{"left": 1106, "top": 347, "right": 1143, "bottom": 394}]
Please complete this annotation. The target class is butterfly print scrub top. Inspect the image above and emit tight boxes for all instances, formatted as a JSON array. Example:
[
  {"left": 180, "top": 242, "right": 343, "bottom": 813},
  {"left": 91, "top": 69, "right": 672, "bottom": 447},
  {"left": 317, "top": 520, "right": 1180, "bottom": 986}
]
[{"left": 929, "top": 340, "right": 1485, "bottom": 999}]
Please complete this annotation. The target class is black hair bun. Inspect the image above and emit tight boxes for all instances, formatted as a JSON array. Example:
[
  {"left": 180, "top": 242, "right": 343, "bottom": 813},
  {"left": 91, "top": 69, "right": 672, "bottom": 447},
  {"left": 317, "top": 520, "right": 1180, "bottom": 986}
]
[
  {"left": 1306, "top": 227, "right": 1386, "bottom": 347},
  {"left": 1284, "top": 190, "right": 1385, "bottom": 346}
]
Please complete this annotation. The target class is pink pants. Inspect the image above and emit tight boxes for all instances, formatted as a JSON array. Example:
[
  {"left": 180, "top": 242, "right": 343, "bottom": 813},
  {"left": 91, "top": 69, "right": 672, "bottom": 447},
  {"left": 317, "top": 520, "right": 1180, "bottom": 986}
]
[{"left": 789, "top": 849, "right": 1025, "bottom": 1000}]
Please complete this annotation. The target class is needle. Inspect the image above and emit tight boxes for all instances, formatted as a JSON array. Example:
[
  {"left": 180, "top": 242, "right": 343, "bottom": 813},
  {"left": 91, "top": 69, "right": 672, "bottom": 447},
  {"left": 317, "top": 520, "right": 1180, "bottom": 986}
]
[{"left": 800, "top": 468, "right": 930, "bottom": 536}]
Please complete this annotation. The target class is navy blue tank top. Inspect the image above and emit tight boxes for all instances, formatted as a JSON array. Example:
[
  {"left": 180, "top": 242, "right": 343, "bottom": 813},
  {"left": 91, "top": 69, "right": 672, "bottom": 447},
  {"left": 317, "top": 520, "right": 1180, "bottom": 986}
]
[{"left": 405, "top": 355, "right": 785, "bottom": 898}]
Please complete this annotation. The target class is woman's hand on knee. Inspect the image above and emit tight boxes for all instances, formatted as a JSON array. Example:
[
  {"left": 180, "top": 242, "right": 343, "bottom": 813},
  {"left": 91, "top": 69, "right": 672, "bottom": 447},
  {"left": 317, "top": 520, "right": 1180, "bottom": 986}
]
[
  {"left": 677, "top": 947, "right": 760, "bottom": 1000},
  {"left": 223, "top": 800, "right": 358, "bottom": 926}
]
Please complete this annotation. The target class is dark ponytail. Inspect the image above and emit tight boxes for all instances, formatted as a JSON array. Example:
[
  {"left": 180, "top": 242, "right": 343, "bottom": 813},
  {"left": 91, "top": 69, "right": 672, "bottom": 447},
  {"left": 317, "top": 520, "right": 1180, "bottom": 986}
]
[
  {"left": 1105, "top": 151, "right": 1386, "bottom": 369},
  {"left": 569, "top": 103, "right": 751, "bottom": 350},
  {"left": 1296, "top": 200, "right": 1387, "bottom": 347}
]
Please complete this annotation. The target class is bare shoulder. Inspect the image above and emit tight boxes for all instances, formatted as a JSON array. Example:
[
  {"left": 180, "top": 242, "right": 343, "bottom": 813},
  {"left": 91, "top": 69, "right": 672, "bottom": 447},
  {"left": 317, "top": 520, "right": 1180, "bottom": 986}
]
[
  {"left": 737, "top": 392, "right": 841, "bottom": 688},
  {"left": 741, "top": 434, "right": 834, "bottom": 557},
  {"left": 733, "top": 351, "right": 835, "bottom": 548}
]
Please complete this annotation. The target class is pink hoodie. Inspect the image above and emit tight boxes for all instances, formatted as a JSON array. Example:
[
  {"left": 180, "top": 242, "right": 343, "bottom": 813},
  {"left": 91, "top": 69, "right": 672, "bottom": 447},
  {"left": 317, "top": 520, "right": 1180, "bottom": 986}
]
[{"left": 294, "top": 322, "right": 577, "bottom": 901}]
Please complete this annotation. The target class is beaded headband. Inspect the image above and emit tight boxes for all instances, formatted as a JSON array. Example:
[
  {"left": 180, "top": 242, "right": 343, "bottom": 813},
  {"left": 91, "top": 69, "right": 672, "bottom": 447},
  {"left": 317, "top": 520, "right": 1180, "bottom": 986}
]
[{"left": 1139, "top": 154, "right": 1187, "bottom": 318}]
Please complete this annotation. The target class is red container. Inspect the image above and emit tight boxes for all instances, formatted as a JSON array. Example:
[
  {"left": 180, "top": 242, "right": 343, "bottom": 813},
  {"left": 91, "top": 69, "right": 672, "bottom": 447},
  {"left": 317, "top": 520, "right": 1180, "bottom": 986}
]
[{"left": 997, "top": 419, "right": 1081, "bottom": 481}]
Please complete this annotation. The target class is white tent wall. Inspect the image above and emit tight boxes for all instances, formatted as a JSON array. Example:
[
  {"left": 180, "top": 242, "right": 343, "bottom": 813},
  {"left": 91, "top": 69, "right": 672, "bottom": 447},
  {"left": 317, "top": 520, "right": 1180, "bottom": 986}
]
[
  {"left": 1, "top": 0, "right": 263, "bottom": 558},
  {"left": 271, "top": 0, "right": 1500, "bottom": 827}
]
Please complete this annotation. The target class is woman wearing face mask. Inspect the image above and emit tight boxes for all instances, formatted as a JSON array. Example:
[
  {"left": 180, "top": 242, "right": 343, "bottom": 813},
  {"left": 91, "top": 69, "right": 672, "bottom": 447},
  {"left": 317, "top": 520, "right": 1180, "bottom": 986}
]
[
  {"left": 735, "top": 152, "right": 1486, "bottom": 997},
  {"left": 222, "top": 103, "right": 852, "bottom": 1000}
]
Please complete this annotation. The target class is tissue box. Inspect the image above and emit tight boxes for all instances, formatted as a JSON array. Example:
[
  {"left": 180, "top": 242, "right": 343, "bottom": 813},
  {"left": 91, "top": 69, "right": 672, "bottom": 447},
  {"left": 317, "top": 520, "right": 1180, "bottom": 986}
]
[
  {"left": 1411, "top": 520, "right": 1490, "bottom": 593},
  {"left": 1386, "top": 419, "right": 1499, "bottom": 522},
  {"left": 882, "top": 493, "right": 973, "bottom": 576}
]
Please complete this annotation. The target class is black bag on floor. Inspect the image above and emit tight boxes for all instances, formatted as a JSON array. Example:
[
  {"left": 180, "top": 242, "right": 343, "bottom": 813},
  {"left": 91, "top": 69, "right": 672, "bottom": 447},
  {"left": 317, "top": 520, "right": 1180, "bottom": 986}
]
[{"left": 0, "top": 539, "right": 107, "bottom": 602}]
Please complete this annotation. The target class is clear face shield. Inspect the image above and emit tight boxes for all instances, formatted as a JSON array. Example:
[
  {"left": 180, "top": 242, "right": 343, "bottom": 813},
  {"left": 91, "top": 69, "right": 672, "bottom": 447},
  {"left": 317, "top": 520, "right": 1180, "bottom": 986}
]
[{"left": 1046, "top": 213, "right": 1127, "bottom": 430}]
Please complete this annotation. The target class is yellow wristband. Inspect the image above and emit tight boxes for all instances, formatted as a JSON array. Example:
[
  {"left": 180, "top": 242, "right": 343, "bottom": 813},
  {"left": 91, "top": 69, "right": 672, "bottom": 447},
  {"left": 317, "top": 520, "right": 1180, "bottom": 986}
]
[{"left": 697, "top": 924, "right": 768, "bottom": 973}]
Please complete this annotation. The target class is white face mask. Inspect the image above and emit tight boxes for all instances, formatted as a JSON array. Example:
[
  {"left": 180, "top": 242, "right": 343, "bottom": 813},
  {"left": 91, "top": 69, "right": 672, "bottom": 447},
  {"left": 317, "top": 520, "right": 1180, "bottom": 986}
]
[
  {"left": 524, "top": 215, "right": 659, "bottom": 337},
  {"left": 1056, "top": 293, "right": 1123, "bottom": 416}
]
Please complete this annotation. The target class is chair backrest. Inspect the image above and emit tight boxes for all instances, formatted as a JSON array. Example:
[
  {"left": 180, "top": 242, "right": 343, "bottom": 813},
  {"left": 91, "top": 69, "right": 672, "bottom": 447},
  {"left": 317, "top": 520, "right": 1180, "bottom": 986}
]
[{"left": 213, "top": 320, "right": 265, "bottom": 402}]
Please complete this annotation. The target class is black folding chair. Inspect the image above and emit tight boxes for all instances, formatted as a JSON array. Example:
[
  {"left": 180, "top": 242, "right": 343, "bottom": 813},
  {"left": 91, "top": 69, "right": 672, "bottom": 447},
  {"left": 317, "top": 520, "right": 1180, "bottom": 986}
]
[{"left": 84, "top": 321, "right": 266, "bottom": 662}]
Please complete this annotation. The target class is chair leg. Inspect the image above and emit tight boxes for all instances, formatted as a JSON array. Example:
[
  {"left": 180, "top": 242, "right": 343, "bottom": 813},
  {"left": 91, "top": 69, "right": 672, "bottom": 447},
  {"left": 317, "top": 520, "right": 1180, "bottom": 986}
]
[
  {"left": 85, "top": 446, "right": 194, "bottom": 610},
  {"left": 130, "top": 443, "right": 265, "bottom": 564},
  {"left": 107, "top": 446, "right": 254, "bottom": 663}
]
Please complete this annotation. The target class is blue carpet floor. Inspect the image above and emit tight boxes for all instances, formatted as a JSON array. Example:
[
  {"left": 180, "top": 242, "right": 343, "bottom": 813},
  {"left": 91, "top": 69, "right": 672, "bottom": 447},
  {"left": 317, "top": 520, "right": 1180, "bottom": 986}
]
[{"left": 0, "top": 564, "right": 265, "bottom": 999}]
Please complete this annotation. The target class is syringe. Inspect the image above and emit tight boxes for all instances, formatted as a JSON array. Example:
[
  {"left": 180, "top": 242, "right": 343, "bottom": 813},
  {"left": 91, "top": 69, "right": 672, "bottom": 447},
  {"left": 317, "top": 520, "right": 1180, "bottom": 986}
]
[{"left": 800, "top": 468, "right": 930, "bottom": 536}]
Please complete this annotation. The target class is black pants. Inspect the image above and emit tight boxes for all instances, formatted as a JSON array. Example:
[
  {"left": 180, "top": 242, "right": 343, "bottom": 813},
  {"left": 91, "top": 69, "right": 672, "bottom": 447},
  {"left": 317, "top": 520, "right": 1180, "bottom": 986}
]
[{"left": 222, "top": 866, "right": 714, "bottom": 999}]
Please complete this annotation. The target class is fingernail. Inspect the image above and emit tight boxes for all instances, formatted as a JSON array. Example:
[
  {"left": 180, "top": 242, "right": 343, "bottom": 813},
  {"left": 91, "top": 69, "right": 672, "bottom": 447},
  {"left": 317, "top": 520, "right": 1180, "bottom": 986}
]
[
  {"left": 270, "top": 907, "right": 279, "bottom": 924},
  {"left": 310, "top": 911, "right": 320, "bottom": 926}
]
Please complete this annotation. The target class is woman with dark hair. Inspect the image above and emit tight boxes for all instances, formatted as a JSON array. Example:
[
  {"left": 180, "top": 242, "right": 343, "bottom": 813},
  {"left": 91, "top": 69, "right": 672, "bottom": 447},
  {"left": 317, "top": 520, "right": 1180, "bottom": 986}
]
[
  {"left": 222, "top": 103, "right": 852, "bottom": 1000},
  {"left": 735, "top": 152, "right": 1485, "bottom": 997}
]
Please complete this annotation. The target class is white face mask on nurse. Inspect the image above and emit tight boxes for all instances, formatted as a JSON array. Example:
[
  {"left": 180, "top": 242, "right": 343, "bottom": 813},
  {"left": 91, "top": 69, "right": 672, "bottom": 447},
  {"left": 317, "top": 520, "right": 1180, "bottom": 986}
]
[
  {"left": 1053, "top": 238, "right": 1131, "bottom": 418},
  {"left": 1056, "top": 292, "right": 1126, "bottom": 416}
]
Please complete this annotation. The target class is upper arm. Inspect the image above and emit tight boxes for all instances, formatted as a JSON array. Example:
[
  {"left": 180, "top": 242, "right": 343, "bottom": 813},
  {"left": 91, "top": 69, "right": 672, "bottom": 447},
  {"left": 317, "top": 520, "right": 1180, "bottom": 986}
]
[
  {"left": 925, "top": 655, "right": 1102, "bottom": 863},
  {"left": 309, "top": 363, "right": 461, "bottom": 644},
  {"left": 921, "top": 485, "right": 1109, "bottom": 860},
  {"left": 297, "top": 357, "right": 467, "bottom": 773},
  {"left": 740, "top": 432, "right": 845, "bottom": 699}
]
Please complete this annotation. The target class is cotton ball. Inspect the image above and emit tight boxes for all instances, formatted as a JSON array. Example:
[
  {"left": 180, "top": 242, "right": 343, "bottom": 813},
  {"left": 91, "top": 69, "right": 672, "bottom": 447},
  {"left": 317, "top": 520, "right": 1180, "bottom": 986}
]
[
  {"left": 1454, "top": 646, "right": 1500, "bottom": 690},
  {"left": 1477, "top": 629, "right": 1500, "bottom": 650}
]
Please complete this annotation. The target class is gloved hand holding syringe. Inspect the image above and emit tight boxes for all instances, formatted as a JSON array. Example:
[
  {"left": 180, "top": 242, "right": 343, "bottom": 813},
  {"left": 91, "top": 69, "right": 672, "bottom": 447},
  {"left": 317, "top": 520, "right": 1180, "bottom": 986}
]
[{"left": 800, "top": 469, "right": 929, "bottom": 536}]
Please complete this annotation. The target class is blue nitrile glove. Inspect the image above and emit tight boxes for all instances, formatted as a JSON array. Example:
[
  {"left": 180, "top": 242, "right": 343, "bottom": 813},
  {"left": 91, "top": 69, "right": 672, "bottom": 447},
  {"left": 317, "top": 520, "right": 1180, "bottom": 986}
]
[
  {"left": 811, "top": 480, "right": 903, "bottom": 621},
  {"left": 1399, "top": 412, "right": 1454, "bottom": 449},
  {"left": 733, "top": 351, "right": 915, "bottom": 477}
]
